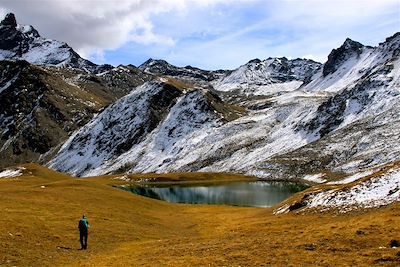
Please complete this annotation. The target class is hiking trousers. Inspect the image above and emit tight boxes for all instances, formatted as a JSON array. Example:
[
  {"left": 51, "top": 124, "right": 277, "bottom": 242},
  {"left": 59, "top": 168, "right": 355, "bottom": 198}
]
[{"left": 80, "top": 231, "right": 88, "bottom": 249}]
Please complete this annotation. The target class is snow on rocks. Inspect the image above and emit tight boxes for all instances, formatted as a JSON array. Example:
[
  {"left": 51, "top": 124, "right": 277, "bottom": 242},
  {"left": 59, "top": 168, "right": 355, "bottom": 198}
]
[
  {"left": 302, "top": 33, "right": 400, "bottom": 95},
  {"left": 49, "top": 82, "right": 322, "bottom": 178},
  {"left": 113, "top": 175, "right": 131, "bottom": 182},
  {"left": 307, "top": 168, "right": 400, "bottom": 212},
  {"left": 0, "top": 167, "right": 24, "bottom": 178},
  {"left": 302, "top": 43, "right": 373, "bottom": 93},
  {"left": 212, "top": 57, "right": 321, "bottom": 96},
  {"left": 0, "top": 13, "right": 99, "bottom": 73},
  {"left": 45, "top": 31, "right": 400, "bottom": 193},
  {"left": 48, "top": 80, "right": 184, "bottom": 176},
  {"left": 302, "top": 173, "right": 326, "bottom": 184},
  {"left": 276, "top": 165, "right": 400, "bottom": 214}
]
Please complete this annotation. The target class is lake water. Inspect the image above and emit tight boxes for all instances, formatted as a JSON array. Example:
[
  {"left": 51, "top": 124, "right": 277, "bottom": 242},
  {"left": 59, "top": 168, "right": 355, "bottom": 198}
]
[{"left": 125, "top": 181, "right": 306, "bottom": 208}]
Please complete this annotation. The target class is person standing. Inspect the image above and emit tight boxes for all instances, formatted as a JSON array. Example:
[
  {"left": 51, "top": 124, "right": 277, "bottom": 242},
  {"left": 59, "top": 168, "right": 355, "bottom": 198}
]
[{"left": 78, "top": 215, "right": 89, "bottom": 250}]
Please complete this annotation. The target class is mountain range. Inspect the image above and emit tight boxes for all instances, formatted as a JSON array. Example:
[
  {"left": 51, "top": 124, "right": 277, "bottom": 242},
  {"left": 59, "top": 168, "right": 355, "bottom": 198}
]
[{"left": 1, "top": 13, "right": 400, "bottom": 211}]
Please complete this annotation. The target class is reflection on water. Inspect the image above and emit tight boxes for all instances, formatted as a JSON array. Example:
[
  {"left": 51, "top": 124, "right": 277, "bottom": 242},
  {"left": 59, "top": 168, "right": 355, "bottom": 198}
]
[{"left": 125, "top": 181, "right": 307, "bottom": 208}]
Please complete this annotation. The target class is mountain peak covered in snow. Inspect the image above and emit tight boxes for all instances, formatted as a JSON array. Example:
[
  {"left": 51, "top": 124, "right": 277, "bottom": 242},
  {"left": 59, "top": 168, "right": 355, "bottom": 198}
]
[
  {"left": 0, "top": 13, "right": 40, "bottom": 51},
  {"left": 0, "top": 13, "right": 103, "bottom": 73},
  {"left": 212, "top": 57, "right": 321, "bottom": 97},
  {"left": 1, "top": 13, "right": 40, "bottom": 39},
  {"left": 322, "top": 38, "right": 365, "bottom": 76},
  {"left": 139, "top": 58, "right": 227, "bottom": 87},
  {"left": 2, "top": 12, "right": 400, "bottom": 212},
  {"left": 48, "top": 79, "right": 246, "bottom": 176}
]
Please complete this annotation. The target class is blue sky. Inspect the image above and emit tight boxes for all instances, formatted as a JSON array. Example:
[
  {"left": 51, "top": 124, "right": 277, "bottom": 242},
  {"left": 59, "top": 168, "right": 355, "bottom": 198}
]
[{"left": 1, "top": 0, "right": 399, "bottom": 70}]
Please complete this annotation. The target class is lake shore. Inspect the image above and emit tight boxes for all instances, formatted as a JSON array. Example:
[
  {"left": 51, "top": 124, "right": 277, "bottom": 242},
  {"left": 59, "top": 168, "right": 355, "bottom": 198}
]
[{"left": 1, "top": 164, "right": 400, "bottom": 266}]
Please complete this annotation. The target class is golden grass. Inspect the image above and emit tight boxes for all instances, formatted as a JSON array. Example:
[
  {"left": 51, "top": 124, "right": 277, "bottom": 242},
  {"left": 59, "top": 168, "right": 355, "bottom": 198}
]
[{"left": 1, "top": 164, "right": 400, "bottom": 266}]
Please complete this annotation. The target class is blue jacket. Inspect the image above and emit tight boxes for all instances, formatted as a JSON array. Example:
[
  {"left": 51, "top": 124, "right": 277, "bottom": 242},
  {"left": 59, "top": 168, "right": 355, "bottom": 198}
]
[{"left": 78, "top": 218, "right": 89, "bottom": 232}]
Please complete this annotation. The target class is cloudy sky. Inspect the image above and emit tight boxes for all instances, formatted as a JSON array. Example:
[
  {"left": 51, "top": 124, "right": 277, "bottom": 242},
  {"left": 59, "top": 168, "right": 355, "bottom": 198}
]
[{"left": 1, "top": 0, "right": 399, "bottom": 69}]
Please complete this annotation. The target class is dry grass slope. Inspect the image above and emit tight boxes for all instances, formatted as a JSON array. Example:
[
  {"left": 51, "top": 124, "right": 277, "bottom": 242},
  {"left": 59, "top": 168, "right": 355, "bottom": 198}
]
[{"left": 1, "top": 164, "right": 400, "bottom": 266}]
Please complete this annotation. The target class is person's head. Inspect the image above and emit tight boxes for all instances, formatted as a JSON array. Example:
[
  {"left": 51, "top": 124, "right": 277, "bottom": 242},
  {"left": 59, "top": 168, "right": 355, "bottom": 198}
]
[{"left": 82, "top": 214, "right": 86, "bottom": 219}]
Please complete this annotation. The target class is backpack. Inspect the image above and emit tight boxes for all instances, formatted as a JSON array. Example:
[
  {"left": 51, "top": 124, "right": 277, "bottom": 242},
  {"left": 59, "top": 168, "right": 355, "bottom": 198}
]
[{"left": 79, "top": 219, "right": 88, "bottom": 231}]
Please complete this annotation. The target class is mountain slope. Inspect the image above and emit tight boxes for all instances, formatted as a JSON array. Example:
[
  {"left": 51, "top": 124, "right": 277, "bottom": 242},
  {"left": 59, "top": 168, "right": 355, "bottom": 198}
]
[
  {"left": 212, "top": 57, "right": 321, "bottom": 97},
  {"left": 0, "top": 13, "right": 155, "bottom": 168},
  {"left": 302, "top": 36, "right": 398, "bottom": 94},
  {"left": 48, "top": 32, "right": 400, "bottom": 182},
  {"left": 48, "top": 79, "right": 246, "bottom": 176},
  {"left": 259, "top": 32, "right": 400, "bottom": 180},
  {"left": 138, "top": 57, "right": 322, "bottom": 100},
  {"left": 139, "top": 58, "right": 227, "bottom": 87},
  {"left": 0, "top": 60, "right": 152, "bottom": 168},
  {"left": 48, "top": 78, "right": 325, "bottom": 177},
  {"left": 275, "top": 161, "right": 400, "bottom": 214},
  {"left": 0, "top": 60, "right": 110, "bottom": 167}
]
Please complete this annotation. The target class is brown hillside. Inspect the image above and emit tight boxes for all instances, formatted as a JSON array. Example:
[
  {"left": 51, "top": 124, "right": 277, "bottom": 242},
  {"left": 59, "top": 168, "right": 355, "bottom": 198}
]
[
  {"left": 1, "top": 164, "right": 400, "bottom": 266},
  {"left": 0, "top": 61, "right": 152, "bottom": 168}
]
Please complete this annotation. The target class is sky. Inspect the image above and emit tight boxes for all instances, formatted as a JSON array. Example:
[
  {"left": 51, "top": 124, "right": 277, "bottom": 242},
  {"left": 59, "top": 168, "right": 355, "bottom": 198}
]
[{"left": 0, "top": 0, "right": 399, "bottom": 70}]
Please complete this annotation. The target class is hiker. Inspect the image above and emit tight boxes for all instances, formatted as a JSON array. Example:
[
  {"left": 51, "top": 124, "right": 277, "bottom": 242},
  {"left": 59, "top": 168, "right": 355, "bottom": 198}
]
[{"left": 78, "top": 215, "right": 89, "bottom": 250}]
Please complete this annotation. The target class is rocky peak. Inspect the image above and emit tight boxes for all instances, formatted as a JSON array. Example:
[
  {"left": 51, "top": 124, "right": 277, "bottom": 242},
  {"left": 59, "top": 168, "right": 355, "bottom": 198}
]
[
  {"left": 0, "top": 13, "right": 105, "bottom": 73},
  {"left": 1, "top": 13, "right": 17, "bottom": 28},
  {"left": 342, "top": 38, "right": 363, "bottom": 50},
  {"left": 0, "top": 13, "right": 25, "bottom": 51},
  {"left": 323, "top": 38, "right": 365, "bottom": 76},
  {"left": 139, "top": 58, "right": 177, "bottom": 75},
  {"left": 379, "top": 32, "right": 400, "bottom": 58},
  {"left": 139, "top": 58, "right": 224, "bottom": 85},
  {"left": 0, "top": 12, "right": 42, "bottom": 52},
  {"left": 383, "top": 32, "right": 400, "bottom": 45},
  {"left": 140, "top": 58, "right": 169, "bottom": 68},
  {"left": 248, "top": 58, "right": 262, "bottom": 64}
]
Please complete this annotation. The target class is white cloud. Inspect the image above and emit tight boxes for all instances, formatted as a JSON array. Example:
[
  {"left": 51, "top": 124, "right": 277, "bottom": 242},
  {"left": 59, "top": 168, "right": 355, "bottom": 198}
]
[
  {"left": 0, "top": 0, "right": 236, "bottom": 58},
  {"left": 160, "top": 0, "right": 399, "bottom": 68},
  {"left": 0, "top": 0, "right": 398, "bottom": 69}
]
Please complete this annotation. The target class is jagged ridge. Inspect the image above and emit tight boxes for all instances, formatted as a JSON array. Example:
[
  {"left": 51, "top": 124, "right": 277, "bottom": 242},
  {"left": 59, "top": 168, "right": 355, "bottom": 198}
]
[{"left": 0, "top": 13, "right": 103, "bottom": 73}]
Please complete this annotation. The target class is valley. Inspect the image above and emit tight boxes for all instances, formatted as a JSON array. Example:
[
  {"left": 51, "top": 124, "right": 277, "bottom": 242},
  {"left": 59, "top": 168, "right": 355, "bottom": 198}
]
[
  {"left": 1, "top": 165, "right": 400, "bottom": 266},
  {"left": 0, "top": 11, "right": 400, "bottom": 266}
]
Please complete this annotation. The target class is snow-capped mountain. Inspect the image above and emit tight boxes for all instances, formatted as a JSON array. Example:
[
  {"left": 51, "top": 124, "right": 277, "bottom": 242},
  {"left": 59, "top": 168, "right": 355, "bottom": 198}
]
[
  {"left": 0, "top": 14, "right": 156, "bottom": 168},
  {"left": 139, "top": 58, "right": 227, "bottom": 87},
  {"left": 48, "top": 32, "right": 400, "bottom": 182},
  {"left": 1, "top": 12, "right": 400, "bottom": 208},
  {"left": 212, "top": 57, "right": 321, "bottom": 97},
  {"left": 0, "top": 13, "right": 101, "bottom": 73},
  {"left": 48, "top": 79, "right": 244, "bottom": 176},
  {"left": 0, "top": 58, "right": 154, "bottom": 168},
  {"left": 260, "top": 32, "right": 400, "bottom": 180},
  {"left": 139, "top": 57, "right": 321, "bottom": 102}
]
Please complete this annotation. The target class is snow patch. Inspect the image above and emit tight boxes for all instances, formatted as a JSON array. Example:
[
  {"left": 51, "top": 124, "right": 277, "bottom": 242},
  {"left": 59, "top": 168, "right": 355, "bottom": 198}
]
[
  {"left": 213, "top": 58, "right": 320, "bottom": 96},
  {"left": 0, "top": 167, "right": 25, "bottom": 178},
  {"left": 302, "top": 173, "right": 326, "bottom": 183},
  {"left": 0, "top": 72, "right": 19, "bottom": 95},
  {"left": 307, "top": 167, "right": 400, "bottom": 212},
  {"left": 113, "top": 175, "right": 131, "bottom": 182}
]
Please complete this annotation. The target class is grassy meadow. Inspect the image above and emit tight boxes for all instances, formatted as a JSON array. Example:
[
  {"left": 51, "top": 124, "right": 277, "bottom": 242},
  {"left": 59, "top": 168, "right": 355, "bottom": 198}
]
[{"left": 1, "top": 164, "right": 400, "bottom": 266}]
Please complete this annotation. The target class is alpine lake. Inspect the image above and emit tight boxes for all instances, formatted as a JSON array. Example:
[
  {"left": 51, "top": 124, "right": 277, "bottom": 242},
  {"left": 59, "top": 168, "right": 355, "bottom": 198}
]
[{"left": 122, "top": 180, "right": 308, "bottom": 208}]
